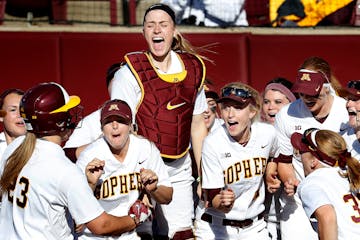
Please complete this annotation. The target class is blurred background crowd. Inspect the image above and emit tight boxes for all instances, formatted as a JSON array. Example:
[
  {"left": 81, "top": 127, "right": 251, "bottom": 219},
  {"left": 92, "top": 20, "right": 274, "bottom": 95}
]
[{"left": 0, "top": 0, "right": 359, "bottom": 27}]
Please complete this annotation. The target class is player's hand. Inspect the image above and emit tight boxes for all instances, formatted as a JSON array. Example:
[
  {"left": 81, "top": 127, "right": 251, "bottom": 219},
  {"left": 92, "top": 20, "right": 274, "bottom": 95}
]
[
  {"left": 141, "top": 193, "right": 154, "bottom": 209},
  {"left": 219, "top": 188, "right": 235, "bottom": 213},
  {"left": 140, "top": 168, "right": 158, "bottom": 193},
  {"left": 85, "top": 158, "right": 105, "bottom": 186},
  {"left": 266, "top": 162, "right": 281, "bottom": 193},
  {"left": 75, "top": 223, "right": 85, "bottom": 233},
  {"left": 284, "top": 178, "right": 299, "bottom": 196}
]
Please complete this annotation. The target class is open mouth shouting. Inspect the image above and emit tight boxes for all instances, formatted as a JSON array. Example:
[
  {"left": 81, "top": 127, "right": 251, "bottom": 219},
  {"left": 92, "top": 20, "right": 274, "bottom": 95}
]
[
  {"left": 152, "top": 36, "right": 165, "bottom": 51},
  {"left": 227, "top": 121, "right": 238, "bottom": 132},
  {"left": 303, "top": 100, "right": 317, "bottom": 108},
  {"left": 16, "top": 119, "right": 25, "bottom": 128},
  {"left": 348, "top": 109, "right": 357, "bottom": 116}
]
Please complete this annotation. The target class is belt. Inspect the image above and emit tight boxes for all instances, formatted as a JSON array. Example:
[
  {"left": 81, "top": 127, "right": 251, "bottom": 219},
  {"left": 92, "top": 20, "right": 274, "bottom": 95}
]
[
  {"left": 201, "top": 211, "right": 265, "bottom": 228},
  {"left": 171, "top": 229, "right": 194, "bottom": 240},
  {"left": 162, "top": 157, "right": 176, "bottom": 163}
]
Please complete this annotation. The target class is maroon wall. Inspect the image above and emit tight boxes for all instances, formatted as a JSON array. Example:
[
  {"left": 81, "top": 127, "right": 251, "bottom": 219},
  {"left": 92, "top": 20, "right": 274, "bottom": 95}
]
[{"left": 1, "top": 30, "right": 359, "bottom": 118}]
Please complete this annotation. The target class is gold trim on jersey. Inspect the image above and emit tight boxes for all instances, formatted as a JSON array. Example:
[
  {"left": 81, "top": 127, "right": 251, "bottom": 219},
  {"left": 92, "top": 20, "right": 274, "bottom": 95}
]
[{"left": 160, "top": 146, "right": 190, "bottom": 159}]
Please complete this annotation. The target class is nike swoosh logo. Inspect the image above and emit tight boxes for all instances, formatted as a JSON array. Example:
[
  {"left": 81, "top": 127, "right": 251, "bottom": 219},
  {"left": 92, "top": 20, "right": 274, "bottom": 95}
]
[
  {"left": 261, "top": 144, "right": 268, "bottom": 148},
  {"left": 138, "top": 159, "right": 146, "bottom": 164},
  {"left": 315, "top": 85, "right": 321, "bottom": 92},
  {"left": 166, "top": 101, "right": 186, "bottom": 110}
]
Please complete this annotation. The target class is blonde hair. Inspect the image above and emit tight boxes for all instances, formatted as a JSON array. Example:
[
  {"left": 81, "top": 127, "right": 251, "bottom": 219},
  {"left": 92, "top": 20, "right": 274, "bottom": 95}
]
[
  {"left": 0, "top": 133, "right": 36, "bottom": 193},
  {"left": 316, "top": 130, "right": 360, "bottom": 192},
  {"left": 221, "top": 82, "right": 262, "bottom": 122},
  {"left": 172, "top": 31, "right": 215, "bottom": 63}
]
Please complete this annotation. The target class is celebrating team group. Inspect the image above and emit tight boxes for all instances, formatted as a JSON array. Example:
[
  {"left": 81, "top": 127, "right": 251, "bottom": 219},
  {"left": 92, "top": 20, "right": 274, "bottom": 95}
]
[{"left": 1, "top": 3, "right": 360, "bottom": 240}]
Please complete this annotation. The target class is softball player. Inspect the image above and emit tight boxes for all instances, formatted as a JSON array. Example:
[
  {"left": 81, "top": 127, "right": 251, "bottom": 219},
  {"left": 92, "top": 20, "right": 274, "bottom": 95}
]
[
  {"left": 202, "top": 83, "right": 223, "bottom": 132},
  {"left": 338, "top": 80, "right": 360, "bottom": 159},
  {"left": 261, "top": 77, "right": 296, "bottom": 125},
  {"left": 261, "top": 78, "right": 296, "bottom": 240},
  {"left": 0, "top": 83, "right": 146, "bottom": 239},
  {"left": 76, "top": 99, "right": 173, "bottom": 240},
  {"left": 270, "top": 58, "right": 349, "bottom": 240},
  {"left": 0, "top": 88, "right": 25, "bottom": 212},
  {"left": 110, "top": 4, "right": 208, "bottom": 239},
  {"left": 197, "top": 82, "right": 277, "bottom": 240},
  {"left": 0, "top": 88, "right": 26, "bottom": 155},
  {"left": 291, "top": 128, "right": 360, "bottom": 240}
]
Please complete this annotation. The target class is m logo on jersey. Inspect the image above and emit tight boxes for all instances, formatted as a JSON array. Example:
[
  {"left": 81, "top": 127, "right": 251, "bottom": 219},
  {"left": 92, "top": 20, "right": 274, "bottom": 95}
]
[{"left": 300, "top": 73, "right": 311, "bottom": 81}]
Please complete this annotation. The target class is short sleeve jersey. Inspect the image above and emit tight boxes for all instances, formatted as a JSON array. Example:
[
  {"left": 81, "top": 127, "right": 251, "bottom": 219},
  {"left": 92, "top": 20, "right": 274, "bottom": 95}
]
[
  {"left": 76, "top": 134, "right": 171, "bottom": 239},
  {"left": 202, "top": 121, "right": 277, "bottom": 220},
  {"left": 298, "top": 167, "right": 360, "bottom": 240},
  {"left": 0, "top": 136, "right": 104, "bottom": 240}
]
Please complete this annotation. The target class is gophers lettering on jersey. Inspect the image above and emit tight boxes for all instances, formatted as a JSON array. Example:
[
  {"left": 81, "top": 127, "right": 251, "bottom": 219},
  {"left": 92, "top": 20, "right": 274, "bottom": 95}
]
[
  {"left": 223, "top": 157, "right": 267, "bottom": 185},
  {"left": 96, "top": 172, "right": 143, "bottom": 199}
]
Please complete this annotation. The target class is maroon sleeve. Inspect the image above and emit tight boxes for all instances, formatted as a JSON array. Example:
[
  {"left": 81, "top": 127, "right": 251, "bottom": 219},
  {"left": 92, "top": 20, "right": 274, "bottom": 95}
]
[
  {"left": 273, "top": 153, "right": 292, "bottom": 163},
  {"left": 204, "top": 188, "right": 221, "bottom": 207}
]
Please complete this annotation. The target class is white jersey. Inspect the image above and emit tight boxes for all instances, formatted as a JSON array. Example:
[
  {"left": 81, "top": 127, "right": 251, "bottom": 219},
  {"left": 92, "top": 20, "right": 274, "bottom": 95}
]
[
  {"left": 0, "top": 136, "right": 104, "bottom": 240},
  {"left": 64, "top": 109, "right": 102, "bottom": 149},
  {"left": 0, "top": 132, "right": 6, "bottom": 211},
  {"left": 0, "top": 132, "right": 7, "bottom": 180},
  {"left": 202, "top": 0, "right": 248, "bottom": 27},
  {"left": 274, "top": 96, "right": 348, "bottom": 240},
  {"left": 202, "top": 121, "right": 277, "bottom": 220},
  {"left": 0, "top": 132, "right": 6, "bottom": 157},
  {"left": 275, "top": 96, "right": 348, "bottom": 181},
  {"left": 76, "top": 134, "right": 172, "bottom": 240},
  {"left": 339, "top": 123, "right": 360, "bottom": 160},
  {"left": 298, "top": 167, "right": 360, "bottom": 240}
]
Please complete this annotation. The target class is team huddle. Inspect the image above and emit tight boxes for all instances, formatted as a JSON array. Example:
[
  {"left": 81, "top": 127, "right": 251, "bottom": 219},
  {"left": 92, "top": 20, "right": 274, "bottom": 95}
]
[{"left": 1, "top": 3, "right": 360, "bottom": 240}]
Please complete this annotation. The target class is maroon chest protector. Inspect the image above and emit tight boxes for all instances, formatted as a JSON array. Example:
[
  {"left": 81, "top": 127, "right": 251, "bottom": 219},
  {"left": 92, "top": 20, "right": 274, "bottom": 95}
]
[{"left": 125, "top": 52, "right": 205, "bottom": 159}]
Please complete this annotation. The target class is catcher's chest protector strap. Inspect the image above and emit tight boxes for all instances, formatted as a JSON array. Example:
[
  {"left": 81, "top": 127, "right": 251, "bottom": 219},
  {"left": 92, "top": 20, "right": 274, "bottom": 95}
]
[{"left": 125, "top": 52, "right": 205, "bottom": 159}]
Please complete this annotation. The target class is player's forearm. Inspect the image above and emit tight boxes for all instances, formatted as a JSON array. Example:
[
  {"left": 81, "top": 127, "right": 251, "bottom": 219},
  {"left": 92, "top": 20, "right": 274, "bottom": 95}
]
[
  {"left": 86, "top": 212, "right": 136, "bottom": 236},
  {"left": 315, "top": 206, "right": 338, "bottom": 240},
  {"left": 191, "top": 114, "right": 208, "bottom": 176},
  {"left": 149, "top": 186, "right": 173, "bottom": 204},
  {"left": 277, "top": 162, "right": 297, "bottom": 183}
]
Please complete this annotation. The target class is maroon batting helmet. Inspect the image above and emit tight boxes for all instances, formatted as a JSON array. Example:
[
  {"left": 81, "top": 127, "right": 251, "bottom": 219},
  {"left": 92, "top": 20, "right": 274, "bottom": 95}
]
[{"left": 20, "top": 82, "right": 82, "bottom": 136}]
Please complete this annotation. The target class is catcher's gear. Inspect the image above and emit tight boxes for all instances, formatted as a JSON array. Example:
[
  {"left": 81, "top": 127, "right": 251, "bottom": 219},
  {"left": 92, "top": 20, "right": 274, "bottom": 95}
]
[
  {"left": 128, "top": 200, "right": 151, "bottom": 226},
  {"left": 20, "top": 82, "right": 82, "bottom": 137}
]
